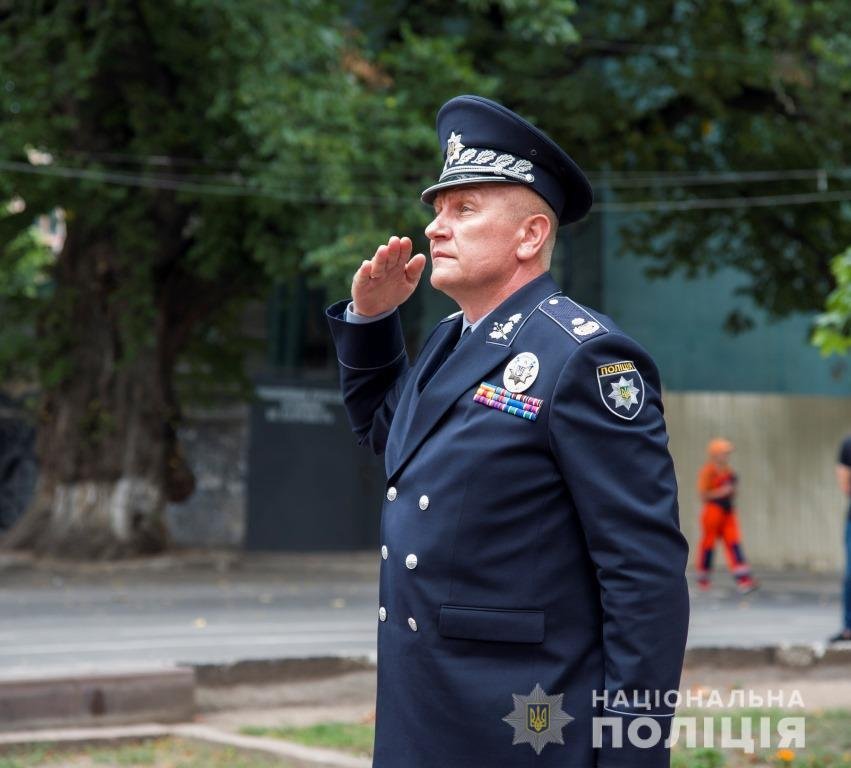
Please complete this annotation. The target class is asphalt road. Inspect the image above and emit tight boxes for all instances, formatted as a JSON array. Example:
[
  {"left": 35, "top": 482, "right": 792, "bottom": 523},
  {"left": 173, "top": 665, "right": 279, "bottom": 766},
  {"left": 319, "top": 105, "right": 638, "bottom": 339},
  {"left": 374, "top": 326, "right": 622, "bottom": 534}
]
[{"left": 0, "top": 552, "right": 843, "bottom": 678}]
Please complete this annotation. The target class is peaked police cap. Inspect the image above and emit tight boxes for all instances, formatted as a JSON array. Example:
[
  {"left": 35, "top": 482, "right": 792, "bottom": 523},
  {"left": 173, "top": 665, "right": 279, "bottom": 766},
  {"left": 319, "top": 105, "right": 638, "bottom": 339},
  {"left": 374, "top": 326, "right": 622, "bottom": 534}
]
[{"left": 420, "top": 95, "right": 593, "bottom": 224}]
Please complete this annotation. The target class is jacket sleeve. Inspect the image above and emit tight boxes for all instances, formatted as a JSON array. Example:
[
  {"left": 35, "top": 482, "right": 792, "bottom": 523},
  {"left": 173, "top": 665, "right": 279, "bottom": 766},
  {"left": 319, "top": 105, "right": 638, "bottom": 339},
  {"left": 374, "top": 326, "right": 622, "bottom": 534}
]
[
  {"left": 326, "top": 299, "right": 412, "bottom": 455},
  {"left": 547, "top": 331, "right": 690, "bottom": 768}
]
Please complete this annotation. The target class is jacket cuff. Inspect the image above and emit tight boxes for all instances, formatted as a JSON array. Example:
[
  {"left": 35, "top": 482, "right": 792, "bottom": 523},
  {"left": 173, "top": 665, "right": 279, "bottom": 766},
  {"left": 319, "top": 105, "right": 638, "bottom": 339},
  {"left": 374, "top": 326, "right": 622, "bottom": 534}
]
[{"left": 326, "top": 299, "right": 406, "bottom": 370}]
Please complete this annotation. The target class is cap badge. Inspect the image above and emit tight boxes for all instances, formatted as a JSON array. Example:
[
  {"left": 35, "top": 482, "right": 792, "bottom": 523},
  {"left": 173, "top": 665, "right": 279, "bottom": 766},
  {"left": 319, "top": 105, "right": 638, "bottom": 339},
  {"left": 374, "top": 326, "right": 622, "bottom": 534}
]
[{"left": 445, "top": 131, "right": 465, "bottom": 165}]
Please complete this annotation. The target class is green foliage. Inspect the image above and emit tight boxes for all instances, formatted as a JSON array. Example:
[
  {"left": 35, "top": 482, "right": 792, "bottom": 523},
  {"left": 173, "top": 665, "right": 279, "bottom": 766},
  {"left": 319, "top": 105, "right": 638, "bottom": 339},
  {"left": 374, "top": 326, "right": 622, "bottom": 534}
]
[
  {"left": 813, "top": 247, "right": 851, "bottom": 355},
  {"left": 1, "top": 0, "right": 849, "bottom": 406}
]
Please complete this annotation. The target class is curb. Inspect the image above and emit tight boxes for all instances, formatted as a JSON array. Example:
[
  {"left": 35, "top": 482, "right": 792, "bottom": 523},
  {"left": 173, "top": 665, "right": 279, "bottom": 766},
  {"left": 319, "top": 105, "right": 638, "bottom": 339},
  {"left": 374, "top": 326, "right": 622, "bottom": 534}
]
[
  {"left": 2, "top": 647, "right": 849, "bottom": 734},
  {"left": 0, "top": 667, "right": 195, "bottom": 733},
  {"left": 684, "top": 643, "right": 851, "bottom": 668},
  {"left": 193, "top": 655, "right": 376, "bottom": 687}
]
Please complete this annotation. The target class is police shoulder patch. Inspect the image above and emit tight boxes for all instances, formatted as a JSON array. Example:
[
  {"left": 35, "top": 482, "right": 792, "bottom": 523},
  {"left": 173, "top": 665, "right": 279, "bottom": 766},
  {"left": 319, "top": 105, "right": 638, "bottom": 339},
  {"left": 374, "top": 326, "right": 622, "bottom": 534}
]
[
  {"left": 537, "top": 296, "right": 608, "bottom": 344},
  {"left": 596, "top": 360, "right": 645, "bottom": 420}
]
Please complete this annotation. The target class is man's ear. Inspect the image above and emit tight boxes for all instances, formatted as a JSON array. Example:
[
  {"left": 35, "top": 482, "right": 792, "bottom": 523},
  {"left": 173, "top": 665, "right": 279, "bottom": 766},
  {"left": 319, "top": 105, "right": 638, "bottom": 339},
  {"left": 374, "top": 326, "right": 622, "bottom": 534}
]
[{"left": 516, "top": 213, "right": 552, "bottom": 262}]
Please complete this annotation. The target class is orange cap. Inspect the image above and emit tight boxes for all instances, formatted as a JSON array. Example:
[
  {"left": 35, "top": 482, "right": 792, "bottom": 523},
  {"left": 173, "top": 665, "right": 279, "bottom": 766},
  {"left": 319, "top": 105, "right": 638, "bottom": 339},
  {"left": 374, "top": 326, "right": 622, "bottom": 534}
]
[{"left": 707, "top": 438, "right": 734, "bottom": 457}]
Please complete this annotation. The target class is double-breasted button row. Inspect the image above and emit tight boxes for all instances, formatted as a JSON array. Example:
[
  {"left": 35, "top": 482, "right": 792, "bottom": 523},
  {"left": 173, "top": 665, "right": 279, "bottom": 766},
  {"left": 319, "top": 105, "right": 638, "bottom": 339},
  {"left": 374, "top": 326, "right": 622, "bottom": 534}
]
[
  {"left": 385, "top": 487, "right": 431, "bottom": 509},
  {"left": 378, "top": 607, "right": 417, "bottom": 631}
]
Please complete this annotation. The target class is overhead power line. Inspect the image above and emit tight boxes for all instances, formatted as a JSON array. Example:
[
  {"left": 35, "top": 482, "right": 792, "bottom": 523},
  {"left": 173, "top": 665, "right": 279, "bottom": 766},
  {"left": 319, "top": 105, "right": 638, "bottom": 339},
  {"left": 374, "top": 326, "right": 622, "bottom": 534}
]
[
  {"left": 35, "top": 150, "right": 851, "bottom": 190},
  {"left": 594, "top": 189, "right": 851, "bottom": 213},
  {"left": 3, "top": 158, "right": 851, "bottom": 214}
]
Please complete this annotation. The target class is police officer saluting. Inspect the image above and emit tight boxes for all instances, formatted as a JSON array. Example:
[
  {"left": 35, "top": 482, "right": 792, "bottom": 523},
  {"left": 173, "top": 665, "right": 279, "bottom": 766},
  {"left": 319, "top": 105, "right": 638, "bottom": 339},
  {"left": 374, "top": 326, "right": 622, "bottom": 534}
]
[{"left": 327, "top": 95, "right": 690, "bottom": 767}]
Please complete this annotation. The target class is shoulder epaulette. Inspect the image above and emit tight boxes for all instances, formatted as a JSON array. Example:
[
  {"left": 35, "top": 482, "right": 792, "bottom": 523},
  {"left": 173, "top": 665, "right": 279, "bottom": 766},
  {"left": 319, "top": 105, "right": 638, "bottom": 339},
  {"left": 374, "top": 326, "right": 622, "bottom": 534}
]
[
  {"left": 440, "top": 310, "right": 463, "bottom": 323},
  {"left": 537, "top": 295, "right": 608, "bottom": 344}
]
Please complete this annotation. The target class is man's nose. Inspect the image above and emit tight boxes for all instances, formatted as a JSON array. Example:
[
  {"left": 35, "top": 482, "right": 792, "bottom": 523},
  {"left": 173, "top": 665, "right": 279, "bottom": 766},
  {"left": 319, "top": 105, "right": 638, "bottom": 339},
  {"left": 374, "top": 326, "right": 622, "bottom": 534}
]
[{"left": 425, "top": 212, "right": 449, "bottom": 240}]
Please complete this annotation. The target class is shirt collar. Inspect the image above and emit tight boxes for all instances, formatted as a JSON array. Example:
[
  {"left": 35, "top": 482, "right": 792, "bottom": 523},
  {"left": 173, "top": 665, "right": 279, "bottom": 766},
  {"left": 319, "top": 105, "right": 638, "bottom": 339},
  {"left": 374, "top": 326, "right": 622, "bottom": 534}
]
[{"left": 461, "top": 310, "right": 491, "bottom": 335}]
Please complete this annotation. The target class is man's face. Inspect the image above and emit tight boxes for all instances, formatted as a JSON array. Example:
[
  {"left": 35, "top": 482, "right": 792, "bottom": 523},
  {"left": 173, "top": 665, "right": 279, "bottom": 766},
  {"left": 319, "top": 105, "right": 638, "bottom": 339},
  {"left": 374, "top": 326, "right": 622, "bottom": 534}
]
[
  {"left": 425, "top": 184, "right": 525, "bottom": 298},
  {"left": 714, "top": 450, "right": 732, "bottom": 468}
]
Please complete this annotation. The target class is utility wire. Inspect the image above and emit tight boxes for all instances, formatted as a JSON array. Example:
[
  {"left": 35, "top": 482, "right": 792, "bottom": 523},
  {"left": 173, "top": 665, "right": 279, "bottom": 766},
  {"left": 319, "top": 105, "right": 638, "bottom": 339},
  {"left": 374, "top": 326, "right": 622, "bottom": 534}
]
[
  {"left": 3, "top": 159, "right": 851, "bottom": 214},
  {"left": 33, "top": 151, "right": 851, "bottom": 190},
  {"left": 593, "top": 189, "right": 851, "bottom": 213}
]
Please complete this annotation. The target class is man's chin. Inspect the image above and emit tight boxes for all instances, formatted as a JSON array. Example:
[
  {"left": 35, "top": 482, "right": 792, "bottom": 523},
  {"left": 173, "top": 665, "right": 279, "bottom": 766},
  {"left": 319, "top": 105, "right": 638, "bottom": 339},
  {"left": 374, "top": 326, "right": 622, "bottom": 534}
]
[{"left": 429, "top": 266, "right": 457, "bottom": 294}]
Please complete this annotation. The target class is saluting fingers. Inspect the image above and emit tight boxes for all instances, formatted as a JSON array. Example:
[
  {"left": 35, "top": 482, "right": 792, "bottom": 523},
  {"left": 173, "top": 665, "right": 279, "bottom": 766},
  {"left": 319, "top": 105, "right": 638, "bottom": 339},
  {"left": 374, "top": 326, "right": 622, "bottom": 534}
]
[
  {"left": 353, "top": 259, "right": 372, "bottom": 285},
  {"left": 398, "top": 237, "right": 413, "bottom": 267},
  {"left": 384, "top": 236, "right": 401, "bottom": 272},
  {"left": 371, "top": 243, "right": 389, "bottom": 279},
  {"left": 405, "top": 253, "right": 427, "bottom": 285}
]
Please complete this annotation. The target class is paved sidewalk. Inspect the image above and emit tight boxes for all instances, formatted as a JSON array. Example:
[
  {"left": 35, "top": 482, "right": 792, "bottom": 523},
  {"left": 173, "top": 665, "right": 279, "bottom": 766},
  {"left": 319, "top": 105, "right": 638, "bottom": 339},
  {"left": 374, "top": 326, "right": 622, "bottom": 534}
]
[{"left": 0, "top": 551, "right": 844, "bottom": 677}]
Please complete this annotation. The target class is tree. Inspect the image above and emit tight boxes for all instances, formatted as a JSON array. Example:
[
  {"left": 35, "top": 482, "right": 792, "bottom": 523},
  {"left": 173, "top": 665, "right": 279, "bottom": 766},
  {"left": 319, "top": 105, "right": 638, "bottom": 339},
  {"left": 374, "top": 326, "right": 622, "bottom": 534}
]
[
  {"left": 0, "top": 0, "right": 481, "bottom": 556},
  {"left": 393, "top": 0, "right": 851, "bottom": 331},
  {"left": 2, "top": 0, "right": 850, "bottom": 557},
  {"left": 813, "top": 247, "right": 851, "bottom": 356}
]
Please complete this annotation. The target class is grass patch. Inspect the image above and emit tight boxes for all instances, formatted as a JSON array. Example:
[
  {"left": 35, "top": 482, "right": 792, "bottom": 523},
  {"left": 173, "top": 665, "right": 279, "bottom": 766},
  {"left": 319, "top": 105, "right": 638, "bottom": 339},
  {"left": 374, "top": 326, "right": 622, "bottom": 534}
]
[
  {"left": 0, "top": 737, "right": 296, "bottom": 768},
  {"left": 240, "top": 721, "right": 374, "bottom": 756},
  {"left": 239, "top": 710, "right": 851, "bottom": 765}
]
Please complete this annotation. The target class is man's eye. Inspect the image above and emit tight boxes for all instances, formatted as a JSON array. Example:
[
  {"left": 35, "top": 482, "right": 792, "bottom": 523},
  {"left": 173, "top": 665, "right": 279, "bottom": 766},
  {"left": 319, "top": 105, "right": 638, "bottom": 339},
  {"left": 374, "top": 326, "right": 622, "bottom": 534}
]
[{"left": 460, "top": 204, "right": 473, "bottom": 212}]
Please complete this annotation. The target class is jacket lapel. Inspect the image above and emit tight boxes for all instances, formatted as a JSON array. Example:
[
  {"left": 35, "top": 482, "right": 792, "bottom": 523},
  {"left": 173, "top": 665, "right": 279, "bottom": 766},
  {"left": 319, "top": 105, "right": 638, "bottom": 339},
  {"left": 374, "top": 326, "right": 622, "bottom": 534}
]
[
  {"left": 384, "top": 316, "right": 461, "bottom": 475},
  {"left": 387, "top": 273, "right": 560, "bottom": 480}
]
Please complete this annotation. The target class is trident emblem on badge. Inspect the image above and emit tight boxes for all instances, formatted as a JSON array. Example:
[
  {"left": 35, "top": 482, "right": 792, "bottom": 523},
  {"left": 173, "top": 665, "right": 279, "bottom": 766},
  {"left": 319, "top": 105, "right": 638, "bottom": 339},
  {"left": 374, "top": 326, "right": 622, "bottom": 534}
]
[{"left": 527, "top": 703, "right": 550, "bottom": 733}]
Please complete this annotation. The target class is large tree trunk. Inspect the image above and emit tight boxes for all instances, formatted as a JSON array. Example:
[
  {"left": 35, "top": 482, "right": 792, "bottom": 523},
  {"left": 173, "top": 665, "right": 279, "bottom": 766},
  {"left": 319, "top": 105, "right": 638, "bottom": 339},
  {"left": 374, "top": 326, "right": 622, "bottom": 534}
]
[{"left": 3, "top": 232, "right": 194, "bottom": 558}]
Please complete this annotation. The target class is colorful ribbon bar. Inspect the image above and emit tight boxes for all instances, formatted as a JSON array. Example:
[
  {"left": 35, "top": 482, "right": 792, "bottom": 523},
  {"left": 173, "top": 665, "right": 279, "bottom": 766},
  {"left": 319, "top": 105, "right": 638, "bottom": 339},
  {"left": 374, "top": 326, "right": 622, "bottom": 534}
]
[
  {"left": 479, "top": 382, "right": 544, "bottom": 407},
  {"left": 473, "top": 382, "right": 542, "bottom": 421},
  {"left": 475, "top": 386, "right": 540, "bottom": 414}
]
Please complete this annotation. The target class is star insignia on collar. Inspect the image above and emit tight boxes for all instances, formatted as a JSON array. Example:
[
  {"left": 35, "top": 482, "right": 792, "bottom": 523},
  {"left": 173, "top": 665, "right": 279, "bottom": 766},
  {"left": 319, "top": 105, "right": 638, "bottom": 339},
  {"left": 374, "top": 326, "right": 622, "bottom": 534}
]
[
  {"left": 608, "top": 376, "right": 640, "bottom": 410},
  {"left": 502, "top": 683, "right": 574, "bottom": 755},
  {"left": 445, "top": 131, "right": 464, "bottom": 164}
]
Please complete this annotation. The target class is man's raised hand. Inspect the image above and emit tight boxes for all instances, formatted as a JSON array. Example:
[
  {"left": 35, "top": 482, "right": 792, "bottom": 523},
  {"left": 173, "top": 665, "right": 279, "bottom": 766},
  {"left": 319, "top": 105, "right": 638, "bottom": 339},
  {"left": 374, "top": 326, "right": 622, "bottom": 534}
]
[{"left": 351, "top": 236, "right": 427, "bottom": 317}]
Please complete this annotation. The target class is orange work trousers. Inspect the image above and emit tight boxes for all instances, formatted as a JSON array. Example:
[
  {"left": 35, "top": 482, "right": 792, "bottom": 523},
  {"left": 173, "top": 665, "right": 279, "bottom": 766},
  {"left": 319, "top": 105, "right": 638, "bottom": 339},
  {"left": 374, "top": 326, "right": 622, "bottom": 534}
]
[{"left": 697, "top": 503, "right": 749, "bottom": 576}]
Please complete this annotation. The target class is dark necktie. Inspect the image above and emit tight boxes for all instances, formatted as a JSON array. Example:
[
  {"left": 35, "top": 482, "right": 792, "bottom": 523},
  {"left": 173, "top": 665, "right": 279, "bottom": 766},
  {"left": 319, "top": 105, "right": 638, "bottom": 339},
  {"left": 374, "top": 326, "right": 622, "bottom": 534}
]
[{"left": 454, "top": 324, "right": 473, "bottom": 349}]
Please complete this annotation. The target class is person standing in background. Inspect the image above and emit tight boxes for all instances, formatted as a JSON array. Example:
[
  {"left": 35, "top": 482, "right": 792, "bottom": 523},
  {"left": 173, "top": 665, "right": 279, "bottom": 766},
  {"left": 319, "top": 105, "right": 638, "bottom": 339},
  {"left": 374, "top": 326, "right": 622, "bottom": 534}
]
[
  {"left": 830, "top": 433, "right": 851, "bottom": 643},
  {"left": 696, "top": 438, "right": 758, "bottom": 594}
]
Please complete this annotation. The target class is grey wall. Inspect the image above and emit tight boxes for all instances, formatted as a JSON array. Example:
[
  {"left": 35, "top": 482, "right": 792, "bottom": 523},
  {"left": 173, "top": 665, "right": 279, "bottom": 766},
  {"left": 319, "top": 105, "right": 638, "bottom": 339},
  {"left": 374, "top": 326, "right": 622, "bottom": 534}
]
[
  {"left": 165, "top": 406, "right": 248, "bottom": 548},
  {"left": 665, "top": 391, "right": 851, "bottom": 572}
]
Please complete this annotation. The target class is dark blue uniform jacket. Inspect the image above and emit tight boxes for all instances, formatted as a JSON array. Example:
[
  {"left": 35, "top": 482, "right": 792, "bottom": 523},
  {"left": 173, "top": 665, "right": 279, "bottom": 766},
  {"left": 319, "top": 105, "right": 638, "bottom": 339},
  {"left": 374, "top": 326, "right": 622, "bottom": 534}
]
[{"left": 326, "top": 272, "right": 690, "bottom": 767}]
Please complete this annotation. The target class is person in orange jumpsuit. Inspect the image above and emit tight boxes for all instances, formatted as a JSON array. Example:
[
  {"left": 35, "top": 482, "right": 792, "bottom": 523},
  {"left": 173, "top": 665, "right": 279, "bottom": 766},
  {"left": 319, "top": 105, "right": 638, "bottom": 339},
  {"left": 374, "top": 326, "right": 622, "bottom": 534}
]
[{"left": 696, "top": 438, "right": 758, "bottom": 593}]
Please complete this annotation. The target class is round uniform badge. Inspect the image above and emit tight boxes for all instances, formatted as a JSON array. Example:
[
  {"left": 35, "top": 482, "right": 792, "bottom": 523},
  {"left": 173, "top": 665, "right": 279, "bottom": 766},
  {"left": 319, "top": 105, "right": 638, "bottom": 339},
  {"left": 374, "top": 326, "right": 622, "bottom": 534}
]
[{"left": 503, "top": 352, "right": 539, "bottom": 393}]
